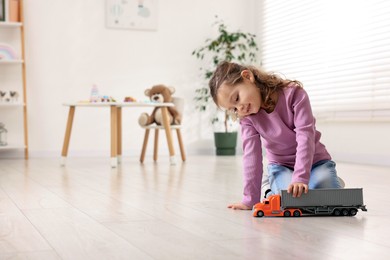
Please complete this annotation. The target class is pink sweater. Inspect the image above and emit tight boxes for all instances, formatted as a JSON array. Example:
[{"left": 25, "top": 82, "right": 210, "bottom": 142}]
[{"left": 239, "top": 84, "right": 331, "bottom": 207}]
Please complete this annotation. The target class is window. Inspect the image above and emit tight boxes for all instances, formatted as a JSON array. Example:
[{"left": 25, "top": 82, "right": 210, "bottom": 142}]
[{"left": 259, "top": 0, "right": 390, "bottom": 121}]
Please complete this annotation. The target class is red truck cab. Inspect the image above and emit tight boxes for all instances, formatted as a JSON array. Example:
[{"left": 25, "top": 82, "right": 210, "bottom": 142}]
[{"left": 253, "top": 194, "right": 302, "bottom": 217}]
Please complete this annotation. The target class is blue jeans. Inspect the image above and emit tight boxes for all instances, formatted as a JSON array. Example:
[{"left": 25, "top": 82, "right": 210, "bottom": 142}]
[{"left": 267, "top": 160, "right": 342, "bottom": 195}]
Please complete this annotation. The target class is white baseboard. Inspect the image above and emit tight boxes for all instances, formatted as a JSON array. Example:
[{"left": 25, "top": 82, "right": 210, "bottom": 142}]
[
  {"left": 25, "top": 147, "right": 218, "bottom": 158},
  {"left": 0, "top": 149, "right": 25, "bottom": 158},
  {"left": 332, "top": 152, "right": 390, "bottom": 167},
  {"left": 3, "top": 149, "right": 387, "bottom": 167}
]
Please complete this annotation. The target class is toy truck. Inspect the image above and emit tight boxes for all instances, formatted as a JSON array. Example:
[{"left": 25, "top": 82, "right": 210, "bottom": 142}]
[{"left": 253, "top": 188, "right": 367, "bottom": 217}]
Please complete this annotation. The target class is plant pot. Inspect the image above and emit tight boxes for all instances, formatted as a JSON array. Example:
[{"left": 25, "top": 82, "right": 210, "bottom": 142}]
[{"left": 214, "top": 132, "right": 237, "bottom": 156}]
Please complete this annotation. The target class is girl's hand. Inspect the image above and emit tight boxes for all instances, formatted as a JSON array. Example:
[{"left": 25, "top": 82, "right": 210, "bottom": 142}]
[
  {"left": 227, "top": 202, "right": 252, "bottom": 210},
  {"left": 287, "top": 182, "right": 308, "bottom": 198}
]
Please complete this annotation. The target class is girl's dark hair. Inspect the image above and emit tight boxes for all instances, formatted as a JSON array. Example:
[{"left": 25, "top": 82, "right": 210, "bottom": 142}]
[{"left": 209, "top": 61, "right": 301, "bottom": 111}]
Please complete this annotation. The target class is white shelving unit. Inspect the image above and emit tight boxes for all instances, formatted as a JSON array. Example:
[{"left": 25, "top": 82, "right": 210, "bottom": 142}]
[{"left": 0, "top": 0, "right": 28, "bottom": 158}]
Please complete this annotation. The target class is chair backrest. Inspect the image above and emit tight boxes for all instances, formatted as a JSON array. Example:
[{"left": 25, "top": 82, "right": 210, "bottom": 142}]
[{"left": 172, "top": 97, "right": 185, "bottom": 117}]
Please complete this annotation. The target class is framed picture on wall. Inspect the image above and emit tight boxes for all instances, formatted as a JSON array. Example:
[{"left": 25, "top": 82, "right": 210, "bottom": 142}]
[{"left": 106, "top": 0, "right": 158, "bottom": 30}]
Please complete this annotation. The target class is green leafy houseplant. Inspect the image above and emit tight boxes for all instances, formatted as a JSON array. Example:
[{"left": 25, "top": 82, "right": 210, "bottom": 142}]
[
  {"left": 192, "top": 18, "right": 259, "bottom": 155},
  {"left": 192, "top": 18, "right": 259, "bottom": 132}
]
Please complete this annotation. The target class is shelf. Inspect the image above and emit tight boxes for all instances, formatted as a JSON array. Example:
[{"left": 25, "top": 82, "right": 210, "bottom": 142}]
[
  {"left": 0, "top": 22, "right": 23, "bottom": 28},
  {"left": 0, "top": 1, "right": 29, "bottom": 159},
  {"left": 0, "top": 60, "right": 24, "bottom": 64},
  {"left": 0, "top": 103, "right": 25, "bottom": 107},
  {"left": 0, "top": 144, "right": 26, "bottom": 150}
]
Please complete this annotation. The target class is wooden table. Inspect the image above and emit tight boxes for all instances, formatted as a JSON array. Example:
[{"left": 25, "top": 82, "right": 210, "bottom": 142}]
[{"left": 61, "top": 102, "right": 175, "bottom": 168}]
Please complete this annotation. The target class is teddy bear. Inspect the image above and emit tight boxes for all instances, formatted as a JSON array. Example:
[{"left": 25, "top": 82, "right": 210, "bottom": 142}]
[{"left": 138, "top": 84, "right": 181, "bottom": 126}]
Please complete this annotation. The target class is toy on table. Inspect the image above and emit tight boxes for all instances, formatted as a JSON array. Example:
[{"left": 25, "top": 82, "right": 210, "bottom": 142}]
[
  {"left": 100, "top": 95, "right": 116, "bottom": 102},
  {"left": 124, "top": 96, "right": 137, "bottom": 102},
  {"left": 138, "top": 84, "right": 181, "bottom": 126},
  {"left": 90, "top": 84, "right": 100, "bottom": 102},
  {"left": 253, "top": 188, "right": 367, "bottom": 217},
  {"left": 88, "top": 85, "right": 116, "bottom": 103}
]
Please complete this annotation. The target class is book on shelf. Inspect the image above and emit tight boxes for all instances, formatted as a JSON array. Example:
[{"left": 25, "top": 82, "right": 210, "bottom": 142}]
[
  {"left": 8, "top": 0, "right": 19, "bottom": 22},
  {"left": 0, "top": 0, "right": 20, "bottom": 23},
  {"left": 0, "top": 0, "right": 5, "bottom": 22}
]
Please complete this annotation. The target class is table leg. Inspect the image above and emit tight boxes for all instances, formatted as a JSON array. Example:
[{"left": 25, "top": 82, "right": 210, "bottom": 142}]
[
  {"left": 117, "top": 107, "right": 122, "bottom": 164},
  {"left": 110, "top": 106, "right": 118, "bottom": 168},
  {"left": 161, "top": 107, "right": 176, "bottom": 165},
  {"left": 61, "top": 106, "right": 75, "bottom": 166}
]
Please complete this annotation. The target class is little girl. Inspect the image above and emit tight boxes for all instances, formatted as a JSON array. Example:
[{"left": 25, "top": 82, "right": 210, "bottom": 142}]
[{"left": 209, "top": 61, "right": 343, "bottom": 210}]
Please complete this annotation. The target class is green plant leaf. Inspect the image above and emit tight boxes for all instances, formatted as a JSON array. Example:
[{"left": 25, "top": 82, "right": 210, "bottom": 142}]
[{"left": 191, "top": 18, "right": 260, "bottom": 132}]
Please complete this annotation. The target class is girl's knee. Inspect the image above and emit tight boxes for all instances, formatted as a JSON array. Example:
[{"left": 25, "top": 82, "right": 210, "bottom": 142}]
[
  {"left": 267, "top": 164, "right": 293, "bottom": 193},
  {"left": 310, "top": 160, "right": 341, "bottom": 189}
]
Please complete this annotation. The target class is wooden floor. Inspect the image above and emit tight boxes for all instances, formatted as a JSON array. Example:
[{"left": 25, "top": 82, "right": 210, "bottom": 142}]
[{"left": 0, "top": 156, "right": 389, "bottom": 260}]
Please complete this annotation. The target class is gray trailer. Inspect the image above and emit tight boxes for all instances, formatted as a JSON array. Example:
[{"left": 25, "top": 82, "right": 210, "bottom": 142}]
[{"left": 280, "top": 188, "right": 367, "bottom": 216}]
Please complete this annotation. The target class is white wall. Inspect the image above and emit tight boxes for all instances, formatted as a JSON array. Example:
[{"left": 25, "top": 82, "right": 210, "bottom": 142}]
[
  {"left": 317, "top": 121, "right": 390, "bottom": 167},
  {"left": 18, "top": 0, "right": 257, "bottom": 158}
]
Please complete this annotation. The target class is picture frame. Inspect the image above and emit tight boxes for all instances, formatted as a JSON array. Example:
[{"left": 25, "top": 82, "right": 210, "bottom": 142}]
[{"left": 106, "top": 0, "right": 158, "bottom": 31}]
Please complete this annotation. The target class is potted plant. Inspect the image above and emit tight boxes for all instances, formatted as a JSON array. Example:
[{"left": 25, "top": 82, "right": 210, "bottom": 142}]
[{"left": 192, "top": 17, "right": 259, "bottom": 155}]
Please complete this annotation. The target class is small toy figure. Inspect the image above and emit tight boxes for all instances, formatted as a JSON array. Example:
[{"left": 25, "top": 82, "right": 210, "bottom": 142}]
[
  {"left": 90, "top": 84, "right": 100, "bottom": 102},
  {"left": 0, "top": 91, "right": 6, "bottom": 102},
  {"left": 100, "top": 95, "right": 116, "bottom": 102},
  {"left": 124, "top": 96, "right": 137, "bottom": 102},
  {"left": 88, "top": 85, "right": 116, "bottom": 103},
  {"left": 138, "top": 84, "right": 181, "bottom": 126},
  {"left": 10, "top": 91, "right": 19, "bottom": 102},
  {"left": 0, "top": 122, "right": 8, "bottom": 146},
  {"left": 0, "top": 90, "right": 19, "bottom": 103},
  {"left": 101, "top": 95, "right": 110, "bottom": 102}
]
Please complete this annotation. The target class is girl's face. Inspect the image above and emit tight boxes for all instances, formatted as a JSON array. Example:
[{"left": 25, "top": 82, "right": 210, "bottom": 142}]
[{"left": 217, "top": 70, "right": 262, "bottom": 118}]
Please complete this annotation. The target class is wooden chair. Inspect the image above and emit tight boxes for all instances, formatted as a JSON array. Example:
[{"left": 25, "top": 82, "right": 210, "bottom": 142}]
[{"left": 140, "top": 97, "right": 186, "bottom": 163}]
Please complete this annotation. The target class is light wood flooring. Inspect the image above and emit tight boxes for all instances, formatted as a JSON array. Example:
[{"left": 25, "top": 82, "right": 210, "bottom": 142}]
[{"left": 0, "top": 155, "right": 389, "bottom": 260}]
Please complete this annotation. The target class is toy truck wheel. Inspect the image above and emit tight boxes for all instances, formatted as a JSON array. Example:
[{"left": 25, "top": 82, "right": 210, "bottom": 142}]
[
  {"left": 293, "top": 210, "right": 301, "bottom": 217},
  {"left": 333, "top": 209, "right": 341, "bottom": 216},
  {"left": 283, "top": 211, "right": 291, "bottom": 217},
  {"left": 256, "top": 210, "right": 264, "bottom": 217},
  {"left": 349, "top": 208, "right": 358, "bottom": 216},
  {"left": 342, "top": 209, "right": 349, "bottom": 216}
]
